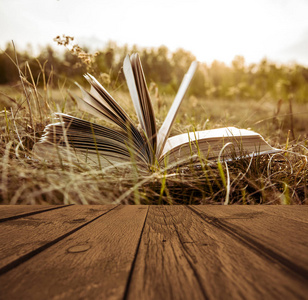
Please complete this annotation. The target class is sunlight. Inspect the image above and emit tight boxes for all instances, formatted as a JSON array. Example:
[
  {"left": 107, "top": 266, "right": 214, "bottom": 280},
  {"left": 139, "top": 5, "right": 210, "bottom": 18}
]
[{"left": 0, "top": 0, "right": 308, "bottom": 65}]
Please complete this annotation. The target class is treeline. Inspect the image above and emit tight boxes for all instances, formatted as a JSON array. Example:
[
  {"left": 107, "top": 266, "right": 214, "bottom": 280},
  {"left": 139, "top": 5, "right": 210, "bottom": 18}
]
[{"left": 1, "top": 40, "right": 308, "bottom": 102}]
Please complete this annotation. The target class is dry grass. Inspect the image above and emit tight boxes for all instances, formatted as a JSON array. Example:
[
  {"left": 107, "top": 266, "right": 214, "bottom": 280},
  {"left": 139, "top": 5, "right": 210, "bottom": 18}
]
[{"left": 0, "top": 61, "right": 308, "bottom": 205}]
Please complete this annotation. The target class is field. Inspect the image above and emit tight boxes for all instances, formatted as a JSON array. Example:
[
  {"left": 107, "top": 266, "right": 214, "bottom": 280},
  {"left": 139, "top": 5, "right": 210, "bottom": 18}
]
[{"left": 1, "top": 72, "right": 307, "bottom": 206}]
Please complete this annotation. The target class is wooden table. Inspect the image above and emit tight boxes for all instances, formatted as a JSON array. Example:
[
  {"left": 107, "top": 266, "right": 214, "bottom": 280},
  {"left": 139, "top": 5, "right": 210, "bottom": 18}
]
[{"left": 0, "top": 205, "right": 307, "bottom": 300}]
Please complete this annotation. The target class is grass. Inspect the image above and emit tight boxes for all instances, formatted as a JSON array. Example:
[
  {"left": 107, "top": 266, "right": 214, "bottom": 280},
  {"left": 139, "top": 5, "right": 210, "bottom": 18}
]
[{"left": 0, "top": 66, "right": 308, "bottom": 205}]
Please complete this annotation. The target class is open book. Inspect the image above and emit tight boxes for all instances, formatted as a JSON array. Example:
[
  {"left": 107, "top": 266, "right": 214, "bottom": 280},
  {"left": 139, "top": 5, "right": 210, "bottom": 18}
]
[{"left": 34, "top": 53, "right": 280, "bottom": 170}]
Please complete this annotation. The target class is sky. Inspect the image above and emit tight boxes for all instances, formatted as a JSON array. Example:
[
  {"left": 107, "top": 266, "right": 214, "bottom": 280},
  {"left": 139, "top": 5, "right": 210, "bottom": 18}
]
[{"left": 1, "top": 0, "right": 308, "bottom": 66}]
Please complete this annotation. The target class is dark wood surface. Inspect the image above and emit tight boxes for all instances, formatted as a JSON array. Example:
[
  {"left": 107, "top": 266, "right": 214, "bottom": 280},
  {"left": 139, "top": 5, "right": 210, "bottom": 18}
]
[{"left": 0, "top": 205, "right": 307, "bottom": 300}]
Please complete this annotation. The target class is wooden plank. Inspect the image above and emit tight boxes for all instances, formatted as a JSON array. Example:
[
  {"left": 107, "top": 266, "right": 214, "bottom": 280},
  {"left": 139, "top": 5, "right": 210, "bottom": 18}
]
[
  {"left": 0, "top": 205, "right": 148, "bottom": 300},
  {"left": 194, "top": 206, "right": 308, "bottom": 269},
  {"left": 127, "top": 206, "right": 308, "bottom": 300},
  {"left": 0, "top": 205, "right": 68, "bottom": 221},
  {"left": 127, "top": 206, "right": 206, "bottom": 300},
  {"left": 244, "top": 205, "right": 308, "bottom": 224},
  {"left": 0, "top": 205, "right": 116, "bottom": 270}
]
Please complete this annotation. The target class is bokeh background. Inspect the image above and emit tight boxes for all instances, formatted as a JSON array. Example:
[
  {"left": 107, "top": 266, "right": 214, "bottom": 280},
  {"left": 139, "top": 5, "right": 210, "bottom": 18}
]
[
  {"left": 1, "top": 0, "right": 308, "bottom": 65},
  {"left": 1, "top": 0, "right": 308, "bottom": 101}
]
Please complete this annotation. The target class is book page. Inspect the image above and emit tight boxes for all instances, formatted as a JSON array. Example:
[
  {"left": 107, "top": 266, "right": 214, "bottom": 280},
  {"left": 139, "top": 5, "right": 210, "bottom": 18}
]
[
  {"left": 156, "top": 61, "right": 198, "bottom": 157},
  {"left": 123, "top": 55, "right": 147, "bottom": 133},
  {"left": 83, "top": 74, "right": 138, "bottom": 130},
  {"left": 160, "top": 127, "right": 280, "bottom": 163},
  {"left": 34, "top": 113, "right": 150, "bottom": 167},
  {"left": 73, "top": 73, "right": 149, "bottom": 160},
  {"left": 123, "top": 54, "right": 157, "bottom": 154},
  {"left": 161, "top": 127, "right": 258, "bottom": 157},
  {"left": 75, "top": 75, "right": 138, "bottom": 138}
]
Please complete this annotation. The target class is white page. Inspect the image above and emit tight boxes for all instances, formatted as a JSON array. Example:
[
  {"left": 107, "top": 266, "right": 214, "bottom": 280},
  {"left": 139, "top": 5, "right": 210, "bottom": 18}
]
[
  {"left": 156, "top": 61, "right": 198, "bottom": 157},
  {"left": 160, "top": 127, "right": 261, "bottom": 157},
  {"left": 123, "top": 55, "right": 147, "bottom": 134}
]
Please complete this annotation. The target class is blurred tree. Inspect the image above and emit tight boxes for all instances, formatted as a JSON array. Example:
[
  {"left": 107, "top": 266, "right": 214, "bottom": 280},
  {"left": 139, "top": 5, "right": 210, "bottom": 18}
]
[
  {"left": 0, "top": 43, "right": 19, "bottom": 84},
  {"left": 172, "top": 48, "right": 196, "bottom": 83},
  {"left": 151, "top": 46, "right": 172, "bottom": 84},
  {"left": 190, "top": 63, "right": 207, "bottom": 97},
  {"left": 0, "top": 41, "right": 308, "bottom": 102}
]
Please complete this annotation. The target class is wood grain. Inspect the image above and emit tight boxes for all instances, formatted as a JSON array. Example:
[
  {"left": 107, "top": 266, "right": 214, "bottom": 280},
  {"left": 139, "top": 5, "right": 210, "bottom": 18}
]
[
  {"left": 194, "top": 206, "right": 308, "bottom": 271},
  {"left": 127, "top": 206, "right": 308, "bottom": 300},
  {"left": 0, "top": 205, "right": 148, "bottom": 300},
  {"left": 0, "top": 205, "right": 116, "bottom": 269},
  {"left": 244, "top": 205, "right": 308, "bottom": 223},
  {"left": 0, "top": 205, "right": 307, "bottom": 300},
  {"left": 0, "top": 205, "right": 68, "bottom": 221}
]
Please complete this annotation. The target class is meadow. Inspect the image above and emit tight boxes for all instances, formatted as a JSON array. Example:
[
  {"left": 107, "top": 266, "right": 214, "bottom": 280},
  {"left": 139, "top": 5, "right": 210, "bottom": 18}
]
[{"left": 0, "top": 42, "right": 307, "bottom": 205}]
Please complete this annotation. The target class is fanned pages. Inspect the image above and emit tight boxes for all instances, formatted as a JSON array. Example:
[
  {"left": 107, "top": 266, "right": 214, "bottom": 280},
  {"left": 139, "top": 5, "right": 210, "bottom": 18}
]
[
  {"left": 123, "top": 54, "right": 157, "bottom": 156},
  {"left": 34, "top": 113, "right": 149, "bottom": 167},
  {"left": 34, "top": 53, "right": 281, "bottom": 170},
  {"left": 71, "top": 72, "right": 152, "bottom": 161}
]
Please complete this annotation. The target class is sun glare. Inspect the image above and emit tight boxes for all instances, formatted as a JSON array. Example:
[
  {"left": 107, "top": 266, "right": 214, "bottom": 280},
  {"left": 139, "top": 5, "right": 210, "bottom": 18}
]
[{"left": 0, "top": 0, "right": 307, "bottom": 65}]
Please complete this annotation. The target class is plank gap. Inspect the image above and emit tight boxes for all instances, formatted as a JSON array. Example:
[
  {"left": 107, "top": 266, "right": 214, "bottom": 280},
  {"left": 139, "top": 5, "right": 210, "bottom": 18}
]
[
  {"left": 188, "top": 206, "right": 308, "bottom": 284},
  {"left": 170, "top": 206, "right": 210, "bottom": 300},
  {"left": 0, "top": 205, "right": 72, "bottom": 223},
  {"left": 0, "top": 205, "right": 119, "bottom": 276},
  {"left": 123, "top": 206, "right": 150, "bottom": 300}
]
